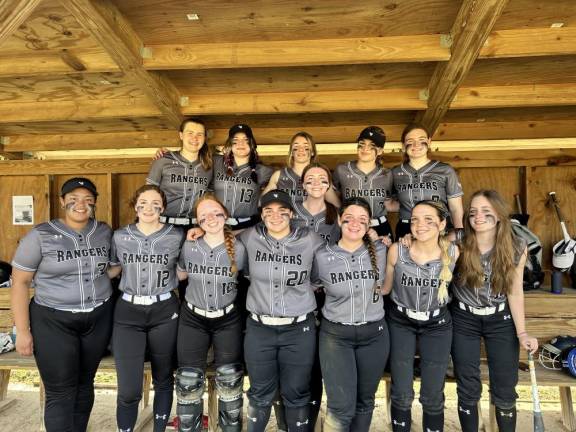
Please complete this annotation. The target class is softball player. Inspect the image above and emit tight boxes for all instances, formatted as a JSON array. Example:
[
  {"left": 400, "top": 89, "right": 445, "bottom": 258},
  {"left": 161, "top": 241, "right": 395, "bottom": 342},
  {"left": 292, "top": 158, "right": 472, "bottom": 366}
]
[
  {"left": 239, "top": 189, "right": 324, "bottom": 432},
  {"left": 313, "top": 197, "right": 390, "bottom": 432},
  {"left": 147, "top": 117, "right": 213, "bottom": 226},
  {"left": 108, "top": 185, "right": 183, "bottom": 432},
  {"left": 451, "top": 190, "right": 538, "bottom": 432},
  {"left": 333, "top": 126, "right": 398, "bottom": 238},
  {"left": 11, "top": 178, "right": 114, "bottom": 432},
  {"left": 382, "top": 200, "right": 459, "bottom": 432},
  {"left": 392, "top": 123, "right": 464, "bottom": 239},
  {"left": 212, "top": 124, "right": 274, "bottom": 230},
  {"left": 175, "top": 194, "right": 247, "bottom": 432}
]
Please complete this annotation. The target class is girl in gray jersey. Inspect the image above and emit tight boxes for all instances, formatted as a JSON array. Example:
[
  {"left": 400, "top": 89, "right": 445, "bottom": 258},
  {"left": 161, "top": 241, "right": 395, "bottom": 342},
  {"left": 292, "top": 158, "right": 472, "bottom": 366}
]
[
  {"left": 11, "top": 177, "right": 114, "bottom": 432},
  {"left": 451, "top": 190, "right": 538, "bottom": 432},
  {"left": 392, "top": 123, "right": 464, "bottom": 240},
  {"left": 108, "top": 185, "right": 183, "bottom": 432},
  {"left": 313, "top": 198, "right": 390, "bottom": 432},
  {"left": 212, "top": 124, "right": 274, "bottom": 230},
  {"left": 175, "top": 194, "right": 247, "bottom": 432},
  {"left": 333, "top": 126, "right": 398, "bottom": 239},
  {"left": 382, "top": 200, "right": 459, "bottom": 432},
  {"left": 239, "top": 189, "right": 324, "bottom": 432}
]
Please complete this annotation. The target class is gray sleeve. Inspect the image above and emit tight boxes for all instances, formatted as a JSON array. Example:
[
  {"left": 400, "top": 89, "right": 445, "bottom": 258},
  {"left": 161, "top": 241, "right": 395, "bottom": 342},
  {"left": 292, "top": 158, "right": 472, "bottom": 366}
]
[
  {"left": 146, "top": 158, "right": 164, "bottom": 186},
  {"left": 235, "top": 239, "right": 247, "bottom": 273},
  {"left": 375, "top": 242, "right": 388, "bottom": 286},
  {"left": 12, "top": 229, "right": 43, "bottom": 272},
  {"left": 332, "top": 165, "right": 342, "bottom": 190},
  {"left": 445, "top": 165, "right": 463, "bottom": 198},
  {"left": 258, "top": 164, "right": 274, "bottom": 187},
  {"left": 177, "top": 242, "right": 188, "bottom": 272}
]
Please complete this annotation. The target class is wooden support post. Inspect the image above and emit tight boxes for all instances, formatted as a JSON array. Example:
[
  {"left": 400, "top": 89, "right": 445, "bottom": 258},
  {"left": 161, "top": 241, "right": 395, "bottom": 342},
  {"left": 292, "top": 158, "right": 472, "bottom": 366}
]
[
  {"left": 559, "top": 386, "right": 576, "bottom": 432},
  {"left": 208, "top": 377, "right": 218, "bottom": 432}
]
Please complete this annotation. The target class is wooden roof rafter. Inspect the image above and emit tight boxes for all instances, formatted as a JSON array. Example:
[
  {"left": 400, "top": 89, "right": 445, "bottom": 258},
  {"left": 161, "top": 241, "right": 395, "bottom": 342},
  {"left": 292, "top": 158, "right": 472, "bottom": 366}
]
[
  {"left": 61, "top": 0, "right": 183, "bottom": 128},
  {"left": 0, "top": 0, "right": 44, "bottom": 48}
]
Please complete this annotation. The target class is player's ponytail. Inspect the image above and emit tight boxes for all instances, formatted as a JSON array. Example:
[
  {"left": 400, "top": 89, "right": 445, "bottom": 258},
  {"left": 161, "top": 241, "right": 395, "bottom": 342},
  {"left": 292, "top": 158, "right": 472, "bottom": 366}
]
[
  {"left": 362, "top": 233, "right": 380, "bottom": 293},
  {"left": 223, "top": 227, "right": 238, "bottom": 275},
  {"left": 438, "top": 233, "right": 453, "bottom": 304}
]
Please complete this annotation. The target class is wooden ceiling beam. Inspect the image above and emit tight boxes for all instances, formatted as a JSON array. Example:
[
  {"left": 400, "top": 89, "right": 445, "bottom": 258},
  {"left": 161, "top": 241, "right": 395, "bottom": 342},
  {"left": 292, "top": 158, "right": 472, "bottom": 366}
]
[
  {"left": 62, "top": 0, "right": 183, "bottom": 128},
  {"left": 0, "top": 0, "right": 43, "bottom": 48},
  {"left": 418, "top": 0, "right": 510, "bottom": 134}
]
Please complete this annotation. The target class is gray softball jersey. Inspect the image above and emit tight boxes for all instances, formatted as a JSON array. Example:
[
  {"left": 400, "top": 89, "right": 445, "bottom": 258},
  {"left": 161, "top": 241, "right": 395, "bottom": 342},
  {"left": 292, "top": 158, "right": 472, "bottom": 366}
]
[
  {"left": 276, "top": 167, "right": 306, "bottom": 206},
  {"left": 146, "top": 151, "right": 213, "bottom": 218},
  {"left": 291, "top": 202, "right": 340, "bottom": 244},
  {"left": 238, "top": 223, "right": 324, "bottom": 317},
  {"left": 391, "top": 160, "right": 463, "bottom": 220},
  {"left": 333, "top": 161, "right": 394, "bottom": 218},
  {"left": 453, "top": 237, "right": 527, "bottom": 308},
  {"left": 313, "top": 242, "right": 387, "bottom": 324},
  {"left": 12, "top": 219, "right": 112, "bottom": 311},
  {"left": 391, "top": 242, "right": 457, "bottom": 312},
  {"left": 110, "top": 224, "right": 184, "bottom": 296},
  {"left": 178, "top": 237, "right": 247, "bottom": 310},
  {"left": 212, "top": 155, "right": 274, "bottom": 218}
]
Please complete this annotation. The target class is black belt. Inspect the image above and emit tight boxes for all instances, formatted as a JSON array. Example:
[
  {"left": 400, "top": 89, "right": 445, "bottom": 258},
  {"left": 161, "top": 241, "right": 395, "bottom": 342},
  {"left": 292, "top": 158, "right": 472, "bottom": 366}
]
[{"left": 160, "top": 216, "right": 196, "bottom": 225}]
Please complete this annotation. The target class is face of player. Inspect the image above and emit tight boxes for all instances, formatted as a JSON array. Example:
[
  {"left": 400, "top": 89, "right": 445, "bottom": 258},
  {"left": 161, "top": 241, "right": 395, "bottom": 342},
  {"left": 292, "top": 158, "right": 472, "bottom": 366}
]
[
  {"left": 303, "top": 167, "right": 330, "bottom": 199},
  {"left": 357, "top": 139, "right": 382, "bottom": 163},
  {"left": 231, "top": 132, "right": 251, "bottom": 159},
  {"left": 403, "top": 128, "right": 430, "bottom": 160},
  {"left": 468, "top": 195, "right": 499, "bottom": 234},
  {"left": 262, "top": 202, "right": 292, "bottom": 237},
  {"left": 179, "top": 121, "right": 206, "bottom": 154},
  {"left": 60, "top": 188, "right": 96, "bottom": 226},
  {"left": 290, "top": 136, "right": 312, "bottom": 165},
  {"left": 410, "top": 204, "right": 446, "bottom": 242},
  {"left": 339, "top": 204, "right": 370, "bottom": 243},
  {"left": 197, "top": 199, "right": 227, "bottom": 235},
  {"left": 135, "top": 189, "right": 164, "bottom": 224}
]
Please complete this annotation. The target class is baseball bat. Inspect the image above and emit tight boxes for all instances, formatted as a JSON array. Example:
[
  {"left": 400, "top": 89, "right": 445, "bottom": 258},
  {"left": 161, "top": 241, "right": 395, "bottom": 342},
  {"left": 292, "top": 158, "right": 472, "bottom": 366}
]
[{"left": 528, "top": 351, "right": 545, "bottom": 432}]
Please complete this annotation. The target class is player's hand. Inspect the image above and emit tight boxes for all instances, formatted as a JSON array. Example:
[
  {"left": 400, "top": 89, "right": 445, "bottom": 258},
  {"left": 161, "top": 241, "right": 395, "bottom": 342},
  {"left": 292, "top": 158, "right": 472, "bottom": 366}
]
[
  {"left": 187, "top": 227, "right": 205, "bottom": 241},
  {"left": 379, "top": 235, "right": 392, "bottom": 247},
  {"left": 520, "top": 334, "right": 539, "bottom": 354},
  {"left": 16, "top": 330, "right": 33, "bottom": 356},
  {"left": 153, "top": 147, "right": 169, "bottom": 161},
  {"left": 399, "top": 233, "right": 413, "bottom": 248},
  {"left": 367, "top": 228, "right": 379, "bottom": 241}
]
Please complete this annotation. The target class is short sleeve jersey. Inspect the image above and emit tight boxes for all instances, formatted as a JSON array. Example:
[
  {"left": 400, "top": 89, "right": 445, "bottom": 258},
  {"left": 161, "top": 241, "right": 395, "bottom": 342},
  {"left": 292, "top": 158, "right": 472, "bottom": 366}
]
[
  {"left": 391, "top": 160, "right": 463, "bottom": 220},
  {"left": 276, "top": 167, "right": 306, "bottom": 206},
  {"left": 178, "top": 237, "right": 247, "bottom": 310},
  {"left": 212, "top": 155, "right": 274, "bottom": 218},
  {"left": 110, "top": 224, "right": 184, "bottom": 296},
  {"left": 238, "top": 224, "right": 324, "bottom": 317},
  {"left": 291, "top": 202, "right": 340, "bottom": 244},
  {"left": 391, "top": 242, "right": 457, "bottom": 311},
  {"left": 147, "top": 151, "right": 213, "bottom": 218},
  {"left": 313, "top": 242, "right": 387, "bottom": 324},
  {"left": 12, "top": 219, "right": 112, "bottom": 311},
  {"left": 453, "top": 237, "right": 527, "bottom": 308},
  {"left": 333, "top": 161, "right": 394, "bottom": 218}
]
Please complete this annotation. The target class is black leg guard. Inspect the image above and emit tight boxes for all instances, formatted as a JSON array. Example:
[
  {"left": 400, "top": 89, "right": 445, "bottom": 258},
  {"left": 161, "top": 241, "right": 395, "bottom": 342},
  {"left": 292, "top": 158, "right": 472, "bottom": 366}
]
[
  {"left": 495, "top": 406, "right": 517, "bottom": 432},
  {"left": 390, "top": 406, "right": 411, "bottom": 432},
  {"left": 457, "top": 403, "right": 479, "bottom": 432},
  {"left": 285, "top": 406, "right": 310, "bottom": 432},
  {"left": 175, "top": 367, "right": 205, "bottom": 432},
  {"left": 273, "top": 392, "right": 288, "bottom": 432},
  {"left": 350, "top": 412, "right": 373, "bottom": 432},
  {"left": 423, "top": 411, "right": 444, "bottom": 432},
  {"left": 215, "top": 364, "right": 244, "bottom": 432},
  {"left": 246, "top": 403, "right": 271, "bottom": 432}
]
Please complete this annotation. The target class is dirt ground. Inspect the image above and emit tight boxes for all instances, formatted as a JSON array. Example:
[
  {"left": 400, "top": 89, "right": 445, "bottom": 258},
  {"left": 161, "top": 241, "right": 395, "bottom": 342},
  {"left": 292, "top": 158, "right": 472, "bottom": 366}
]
[{"left": 3, "top": 381, "right": 573, "bottom": 431}]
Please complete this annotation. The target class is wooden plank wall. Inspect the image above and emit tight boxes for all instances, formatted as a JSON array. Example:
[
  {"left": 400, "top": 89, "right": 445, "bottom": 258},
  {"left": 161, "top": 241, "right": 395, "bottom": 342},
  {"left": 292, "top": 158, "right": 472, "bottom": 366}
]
[{"left": 0, "top": 151, "right": 575, "bottom": 286}]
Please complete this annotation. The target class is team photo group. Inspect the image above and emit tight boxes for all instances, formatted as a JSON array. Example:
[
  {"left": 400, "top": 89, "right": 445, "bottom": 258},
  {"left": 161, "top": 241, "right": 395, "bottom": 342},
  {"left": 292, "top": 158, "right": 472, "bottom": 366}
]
[{"left": 10, "top": 117, "right": 539, "bottom": 432}]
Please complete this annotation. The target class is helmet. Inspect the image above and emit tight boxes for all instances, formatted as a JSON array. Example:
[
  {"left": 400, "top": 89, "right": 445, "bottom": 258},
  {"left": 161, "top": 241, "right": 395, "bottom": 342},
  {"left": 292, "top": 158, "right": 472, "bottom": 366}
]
[
  {"left": 0, "top": 261, "right": 11, "bottom": 288},
  {"left": 539, "top": 335, "right": 576, "bottom": 370},
  {"left": 552, "top": 240, "right": 575, "bottom": 272},
  {"left": 0, "top": 333, "right": 14, "bottom": 354},
  {"left": 563, "top": 347, "right": 576, "bottom": 377}
]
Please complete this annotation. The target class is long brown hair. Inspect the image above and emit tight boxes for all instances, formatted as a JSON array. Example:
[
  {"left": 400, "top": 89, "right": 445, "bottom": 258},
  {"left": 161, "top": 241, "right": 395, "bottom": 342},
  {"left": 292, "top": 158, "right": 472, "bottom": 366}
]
[
  {"left": 193, "top": 193, "right": 237, "bottom": 274},
  {"left": 401, "top": 122, "right": 431, "bottom": 164},
  {"left": 301, "top": 162, "right": 337, "bottom": 225},
  {"left": 224, "top": 124, "right": 260, "bottom": 183},
  {"left": 180, "top": 117, "right": 212, "bottom": 171},
  {"left": 287, "top": 131, "right": 318, "bottom": 167},
  {"left": 457, "top": 189, "right": 519, "bottom": 295}
]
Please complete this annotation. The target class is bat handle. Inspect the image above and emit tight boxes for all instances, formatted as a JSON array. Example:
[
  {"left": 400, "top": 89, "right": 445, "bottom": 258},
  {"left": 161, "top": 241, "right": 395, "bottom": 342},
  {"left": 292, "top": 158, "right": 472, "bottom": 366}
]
[{"left": 515, "top": 194, "right": 523, "bottom": 214}]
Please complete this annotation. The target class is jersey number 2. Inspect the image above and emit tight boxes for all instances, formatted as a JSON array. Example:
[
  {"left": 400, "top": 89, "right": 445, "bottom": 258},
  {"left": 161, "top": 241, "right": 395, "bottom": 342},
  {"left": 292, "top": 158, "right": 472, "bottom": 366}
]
[
  {"left": 286, "top": 270, "right": 308, "bottom": 287},
  {"left": 156, "top": 270, "right": 170, "bottom": 288}
]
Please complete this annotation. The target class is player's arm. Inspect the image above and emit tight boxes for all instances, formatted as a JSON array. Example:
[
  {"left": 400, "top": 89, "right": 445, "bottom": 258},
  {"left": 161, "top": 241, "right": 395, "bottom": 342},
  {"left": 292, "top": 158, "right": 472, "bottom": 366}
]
[
  {"left": 384, "top": 198, "right": 399, "bottom": 213},
  {"left": 507, "top": 247, "right": 538, "bottom": 353},
  {"left": 11, "top": 268, "right": 34, "bottom": 356},
  {"left": 107, "top": 265, "right": 122, "bottom": 279},
  {"left": 325, "top": 187, "right": 341, "bottom": 207},
  {"left": 261, "top": 170, "right": 281, "bottom": 195},
  {"left": 381, "top": 243, "right": 398, "bottom": 295},
  {"left": 177, "top": 270, "right": 188, "bottom": 281},
  {"left": 448, "top": 196, "right": 464, "bottom": 229}
]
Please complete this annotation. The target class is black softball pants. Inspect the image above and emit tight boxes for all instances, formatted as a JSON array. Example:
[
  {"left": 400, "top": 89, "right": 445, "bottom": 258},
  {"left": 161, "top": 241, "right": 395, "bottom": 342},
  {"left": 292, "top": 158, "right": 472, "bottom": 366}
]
[
  {"left": 29, "top": 298, "right": 114, "bottom": 432},
  {"left": 177, "top": 302, "right": 243, "bottom": 369},
  {"left": 319, "top": 318, "right": 390, "bottom": 432},
  {"left": 388, "top": 306, "right": 452, "bottom": 431},
  {"left": 451, "top": 303, "right": 519, "bottom": 431},
  {"left": 113, "top": 294, "right": 179, "bottom": 432}
]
